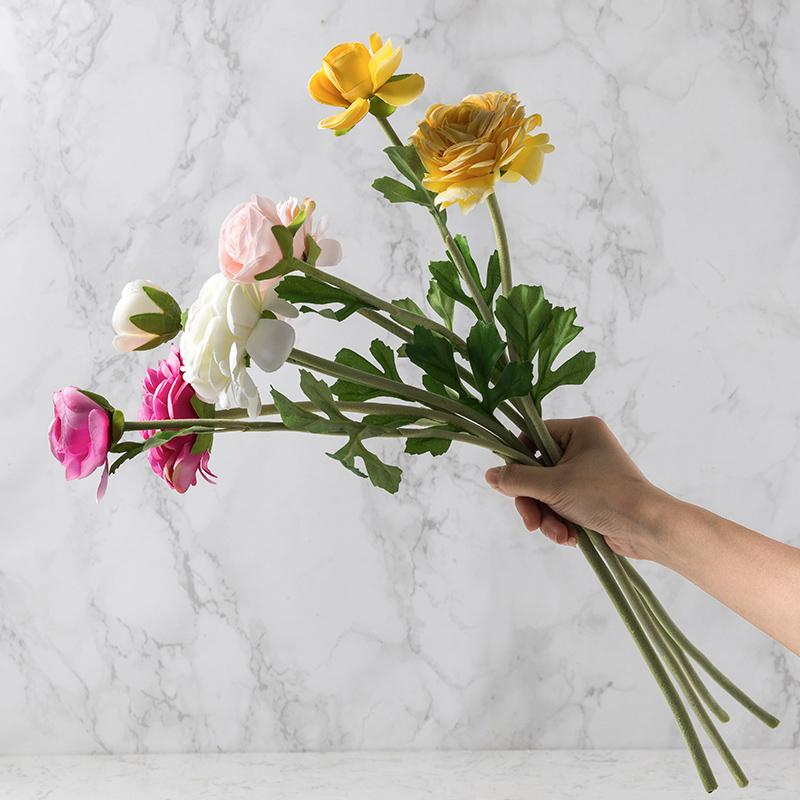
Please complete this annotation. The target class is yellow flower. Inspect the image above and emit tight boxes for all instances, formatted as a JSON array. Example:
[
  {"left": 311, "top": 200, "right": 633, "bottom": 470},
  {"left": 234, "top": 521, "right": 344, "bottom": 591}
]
[
  {"left": 409, "top": 92, "right": 555, "bottom": 214},
  {"left": 308, "top": 33, "right": 425, "bottom": 132}
]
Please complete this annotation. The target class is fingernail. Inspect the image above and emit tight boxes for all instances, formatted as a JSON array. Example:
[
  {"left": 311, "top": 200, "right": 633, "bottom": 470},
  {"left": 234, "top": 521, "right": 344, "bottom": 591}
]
[
  {"left": 567, "top": 536, "right": 578, "bottom": 548},
  {"left": 485, "top": 467, "right": 501, "bottom": 490}
]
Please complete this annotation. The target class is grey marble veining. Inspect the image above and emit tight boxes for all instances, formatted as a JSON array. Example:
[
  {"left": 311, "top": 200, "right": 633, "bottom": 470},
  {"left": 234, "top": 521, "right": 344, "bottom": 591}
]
[{"left": 2, "top": 0, "right": 799, "bottom": 757}]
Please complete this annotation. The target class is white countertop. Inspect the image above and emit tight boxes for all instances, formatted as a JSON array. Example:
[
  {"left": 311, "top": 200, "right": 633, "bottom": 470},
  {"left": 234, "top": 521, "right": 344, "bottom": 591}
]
[{"left": 0, "top": 750, "right": 797, "bottom": 800}]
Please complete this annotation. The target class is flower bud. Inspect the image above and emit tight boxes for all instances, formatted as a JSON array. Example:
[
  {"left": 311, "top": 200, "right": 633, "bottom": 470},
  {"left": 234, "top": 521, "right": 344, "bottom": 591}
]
[{"left": 112, "top": 280, "right": 182, "bottom": 352}]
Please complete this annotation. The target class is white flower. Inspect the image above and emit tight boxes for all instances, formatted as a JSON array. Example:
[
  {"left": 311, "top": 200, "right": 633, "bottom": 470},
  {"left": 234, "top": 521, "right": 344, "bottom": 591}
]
[
  {"left": 181, "top": 275, "right": 298, "bottom": 417},
  {"left": 112, "top": 280, "right": 181, "bottom": 352}
]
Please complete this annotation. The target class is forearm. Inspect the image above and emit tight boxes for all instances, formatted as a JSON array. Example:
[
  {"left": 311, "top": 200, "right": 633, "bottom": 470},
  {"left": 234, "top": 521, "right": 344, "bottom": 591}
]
[{"left": 647, "top": 496, "right": 800, "bottom": 657}]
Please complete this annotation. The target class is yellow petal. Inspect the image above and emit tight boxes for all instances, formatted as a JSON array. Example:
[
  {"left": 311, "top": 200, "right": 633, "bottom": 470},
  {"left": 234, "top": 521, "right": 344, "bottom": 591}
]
[
  {"left": 505, "top": 137, "right": 550, "bottom": 184},
  {"left": 374, "top": 73, "right": 425, "bottom": 107},
  {"left": 308, "top": 70, "right": 348, "bottom": 107},
  {"left": 318, "top": 98, "right": 371, "bottom": 131},
  {"left": 370, "top": 43, "right": 402, "bottom": 89},
  {"left": 324, "top": 44, "right": 373, "bottom": 102},
  {"left": 369, "top": 32, "right": 383, "bottom": 53}
]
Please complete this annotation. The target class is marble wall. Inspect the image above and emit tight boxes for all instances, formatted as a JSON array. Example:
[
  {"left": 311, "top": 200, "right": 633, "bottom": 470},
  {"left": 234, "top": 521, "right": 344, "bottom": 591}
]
[{"left": 3, "top": 0, "right": 799, "bottom": 755}]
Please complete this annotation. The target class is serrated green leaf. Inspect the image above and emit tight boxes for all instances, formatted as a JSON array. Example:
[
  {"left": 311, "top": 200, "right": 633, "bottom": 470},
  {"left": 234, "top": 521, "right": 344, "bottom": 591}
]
[
  {"left": 372, "top": 176, "right": 428, "bottom": 206},
  {"left": 495, "top": 284, "right": 553, "bottom": 362},
  {"left": 330, "top": 345, "right": 407, "bottom": 403},
  {"left": 538, "top": 306, "right": 584, "bottom": 378},
  {"left": 536, "top": 350, "right": 596, "bottom": 400},
  {"left": 299, "top": 370, "right": 350, "bottom": 422},
  {"left": 428, "top": 259, "right": 478, "bottom": 317},
  {"left": 404, "top": 326, "right": 465, "bottom": 396},
  {"left": 466, "top": 321, "right": 507, "bottom": 406},
  {"left": 385, "top": 144, "right": 426, "bottom": 183},
  {"left": 327, "top": 431, "right": 402, "bottom": 493},
  {"left": 489, "top": 361, "right": 534, "bottom": 410},
  {"left": 426, "top": 280, "right": 455, "bottom": 330},
  {"left": 276, "top": 275, "right": 375, "bottom": 321},
  {"left": 485, "top": 250, "right": 502, "bottom": 307},
  {"left": 391, "top": 297, "right": 426, "bottom": 317}
]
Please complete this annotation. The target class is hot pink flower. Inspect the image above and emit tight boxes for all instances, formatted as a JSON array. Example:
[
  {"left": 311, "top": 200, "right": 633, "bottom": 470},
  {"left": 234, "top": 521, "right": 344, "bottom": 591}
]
[
  {"left": 218, "top": 195, "right": 342, "bottom": 285},
  {"left": 49, "top": 387, "right": 111, "bottom": 501},
  {"left": 139, "top": 344, "right": 216, "bottom": 494}
]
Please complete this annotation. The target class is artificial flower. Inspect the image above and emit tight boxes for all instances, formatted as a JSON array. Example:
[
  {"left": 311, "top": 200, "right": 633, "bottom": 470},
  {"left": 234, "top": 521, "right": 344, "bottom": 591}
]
[
  {"left": 139, "top": 344, "right": 215, "bottom": 493},
  {"left": 219, "top": 195, "right": 342, "bottom": 285},
  {"left": 112, "top": 280, "right": 182, "bottom": 352},
  {"left": 309, "top": 32, "right": 424, "bottom": 132},
  {"left": 181, "top": 274, "right": 298, "bottom": 417},
  {"left": 409, "top": 91, "right": 555, "bottom": 213},
  {"left": 49, "top": 387, "right": 112, "bottom": 501}
]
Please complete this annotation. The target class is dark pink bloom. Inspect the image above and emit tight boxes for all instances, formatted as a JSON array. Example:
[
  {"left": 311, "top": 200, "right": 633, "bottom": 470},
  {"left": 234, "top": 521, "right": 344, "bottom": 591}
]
[
  {"left": 139, "top": 344, "right": 215, "bottom": 493},
  {"left": 49, "top": 387, "right": 111, "bottom": 501}
]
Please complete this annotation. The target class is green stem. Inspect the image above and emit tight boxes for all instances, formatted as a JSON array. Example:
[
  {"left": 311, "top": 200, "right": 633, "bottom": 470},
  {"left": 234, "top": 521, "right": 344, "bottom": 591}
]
[
  {"left": 619, "top": 557, "right": 780, "bottom": 729},
  {"left": 585, "top": 528, "right": 748, "bottom": 789},
  {"left": 298, "top": 262, "right": 466, "bottom": 353},
  {"left": 486, "top": 193, "right": 513, "bottom": 296},
  {"left": 573, "top": 530, "right": 719, "bottom": 793},
  {"left": 376, "top": 116, "right": 404, "bottom": 148},
  {"left": 288, "top": 348, "right": 532, "bottom": 460}
]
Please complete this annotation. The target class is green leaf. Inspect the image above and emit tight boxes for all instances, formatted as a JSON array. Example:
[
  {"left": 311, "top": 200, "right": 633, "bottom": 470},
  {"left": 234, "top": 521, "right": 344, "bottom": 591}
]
[
  {"left": 384, "top": 144, "right": 426, "bottom": 183},
  {"left": 190, "top": 432, "right": 214, "bottom": 455},
  {"left": 76, "top": 389, "right": 114, "bottom": 415},
  {"left": 327, "top": 431, "right": 402, "bottom": 493},
  {"left": 271, "top": 225, "right": 295, "bottom": 259},
  {"left": 391, "top": 297, "right": 426, "bottom": 317},
  {"left": 305, "top": 234, "right": 322, "bottom": 267},
  {"left": 369, "top": 95, "right": 397, "bottom": 118},
  {"left": 489, "top": 360, "right": 534, "bottom": 411},
  {"left": 299, "top": 370, "right": 351, "bottom": 423},
  {"left": 404, "top": 326, "right": 466, "bottom": 396},
  {"left": 466, "top": 321, "right": 507, "bottom": 405},
  {"left": 330, "top": 342, "right": 406, "bottom": 402},
  {"left": 190, "top": 395, "right": 216, "bottom": 419},
  {"left": 275, "top": 275, "right": 375, "bottom": 321},
  {"left": 537, "top": 306, "right": 584, "bottom": 378},
  {"left": 428, "top": 259, "right": 478, "bottom": 318},
  {"left": 284, "top": 206, "right": 309, "bottom": 237},
  {"left": 426, "top": 281, "right": 455, "bottom": 330},
  {"left": 495, "top": 284, "right": 553, "bottom": 362},
  {"left": 536, "top": 350, "right": 596, "bottom": 400},
  {"left": 404, "top": 436, "right": 451, "bottom": 456},
  {"left": 108, "top": 440, "right": 140, "bottom": 454},
  {"left": 252, "top": 256, "right": 306, "bottom": 282},
  {"left": 372, "top": 176, "right": 428, "bottom": 206},
  {"left": 141, "top": 285, "right": 181, "bottom": 325}
]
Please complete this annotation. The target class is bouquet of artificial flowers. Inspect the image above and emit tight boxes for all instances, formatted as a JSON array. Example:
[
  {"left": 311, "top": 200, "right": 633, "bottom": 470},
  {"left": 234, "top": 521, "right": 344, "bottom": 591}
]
[{"left": 48, "top": 33, "right": 779, "bottom": 792}]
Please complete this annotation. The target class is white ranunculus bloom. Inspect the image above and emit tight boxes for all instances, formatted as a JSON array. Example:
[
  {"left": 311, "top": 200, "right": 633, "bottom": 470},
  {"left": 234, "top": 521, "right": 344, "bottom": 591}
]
[{"left": 181, "top": 275, "right": 298, "bottom": 417}]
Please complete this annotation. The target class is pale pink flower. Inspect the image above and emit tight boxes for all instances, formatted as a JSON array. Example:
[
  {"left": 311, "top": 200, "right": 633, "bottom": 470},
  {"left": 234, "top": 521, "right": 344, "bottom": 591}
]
[
  {"left": 139, "top": 344, "right": 216, "bottom": 494},
  {"left": 49, "top": 387, "right": 111, "bottom": 501},
  {"left": 218, "top": 195, "right": 342, "bottom": 285}
]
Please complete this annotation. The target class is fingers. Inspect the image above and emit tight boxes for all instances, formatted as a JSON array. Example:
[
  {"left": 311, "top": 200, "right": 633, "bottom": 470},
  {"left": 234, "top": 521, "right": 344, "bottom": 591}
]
[
  {"left": 514, "top": 497, "right": 577, "bottom": 547},
  {"left": 485, "top": 461, "right": 560, "bottom": 503}
]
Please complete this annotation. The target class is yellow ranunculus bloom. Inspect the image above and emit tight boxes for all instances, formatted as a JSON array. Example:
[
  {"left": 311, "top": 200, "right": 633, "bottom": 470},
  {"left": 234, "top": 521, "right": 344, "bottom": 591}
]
[
  {"left": 409, "top": 92, "right": 555, "bottom": 214},
  {"left": 309, "top": 33, "right": 425, "bottom": 132}
]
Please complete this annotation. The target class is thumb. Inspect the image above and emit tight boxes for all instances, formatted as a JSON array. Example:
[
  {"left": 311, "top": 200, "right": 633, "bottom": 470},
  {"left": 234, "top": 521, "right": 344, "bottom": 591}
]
[{"left": 485, "top": 462, "right": 563, "bottom": 504}]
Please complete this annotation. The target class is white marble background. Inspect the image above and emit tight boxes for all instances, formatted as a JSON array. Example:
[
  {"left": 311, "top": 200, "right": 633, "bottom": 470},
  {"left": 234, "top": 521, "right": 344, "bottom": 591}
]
[{"left": 2, "top": 0, "right": 799, "bottom": 757}]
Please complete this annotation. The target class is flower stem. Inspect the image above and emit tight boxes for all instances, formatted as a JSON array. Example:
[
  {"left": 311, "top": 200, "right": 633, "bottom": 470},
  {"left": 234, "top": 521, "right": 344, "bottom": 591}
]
[
  {"left": 376, "top": 116, "right": 404, "bottom": 149},
  {"left": 573, "top": 529, "right": 719, "bottom": 793},
  {"left": 619, "top": 557, "right": 780, "bottom": 729},
  {"left": 288, "top": 347, "right": 531, "bottom": 459},
  {"left": 486, "top": 193, "right": 513, "bottom": 295}
]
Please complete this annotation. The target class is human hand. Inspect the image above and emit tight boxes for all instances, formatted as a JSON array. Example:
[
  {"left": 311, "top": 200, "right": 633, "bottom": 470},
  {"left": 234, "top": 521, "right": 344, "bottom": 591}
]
[{"left": 485, "top": 417, "right": 669, "bottom": 561}]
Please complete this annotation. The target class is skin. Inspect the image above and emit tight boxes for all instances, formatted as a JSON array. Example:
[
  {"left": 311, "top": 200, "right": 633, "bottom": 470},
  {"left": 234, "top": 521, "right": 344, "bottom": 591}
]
[{"left": 485, "top": 416, "right": 800, "bottom": 657}]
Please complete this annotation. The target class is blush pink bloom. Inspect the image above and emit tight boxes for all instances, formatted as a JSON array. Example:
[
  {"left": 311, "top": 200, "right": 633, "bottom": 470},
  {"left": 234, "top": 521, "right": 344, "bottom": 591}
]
[
  {"left": 49, "top": 387, "right": 111, "bottom": 501},
  {"left": 218, "top": 195, "right": 342, "bottom": 285},
  {"left": 139, "top": 344, "right": 216, "bottom": 494}
]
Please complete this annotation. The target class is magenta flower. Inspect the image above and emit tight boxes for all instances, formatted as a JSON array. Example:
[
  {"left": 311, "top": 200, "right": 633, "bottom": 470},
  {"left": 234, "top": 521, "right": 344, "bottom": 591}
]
[
  {"left": 49, "top": 387, "right": 111, "bottom": 501},
  {"left": 139, "top": 344, "right": 216, "bottom": 493}
]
